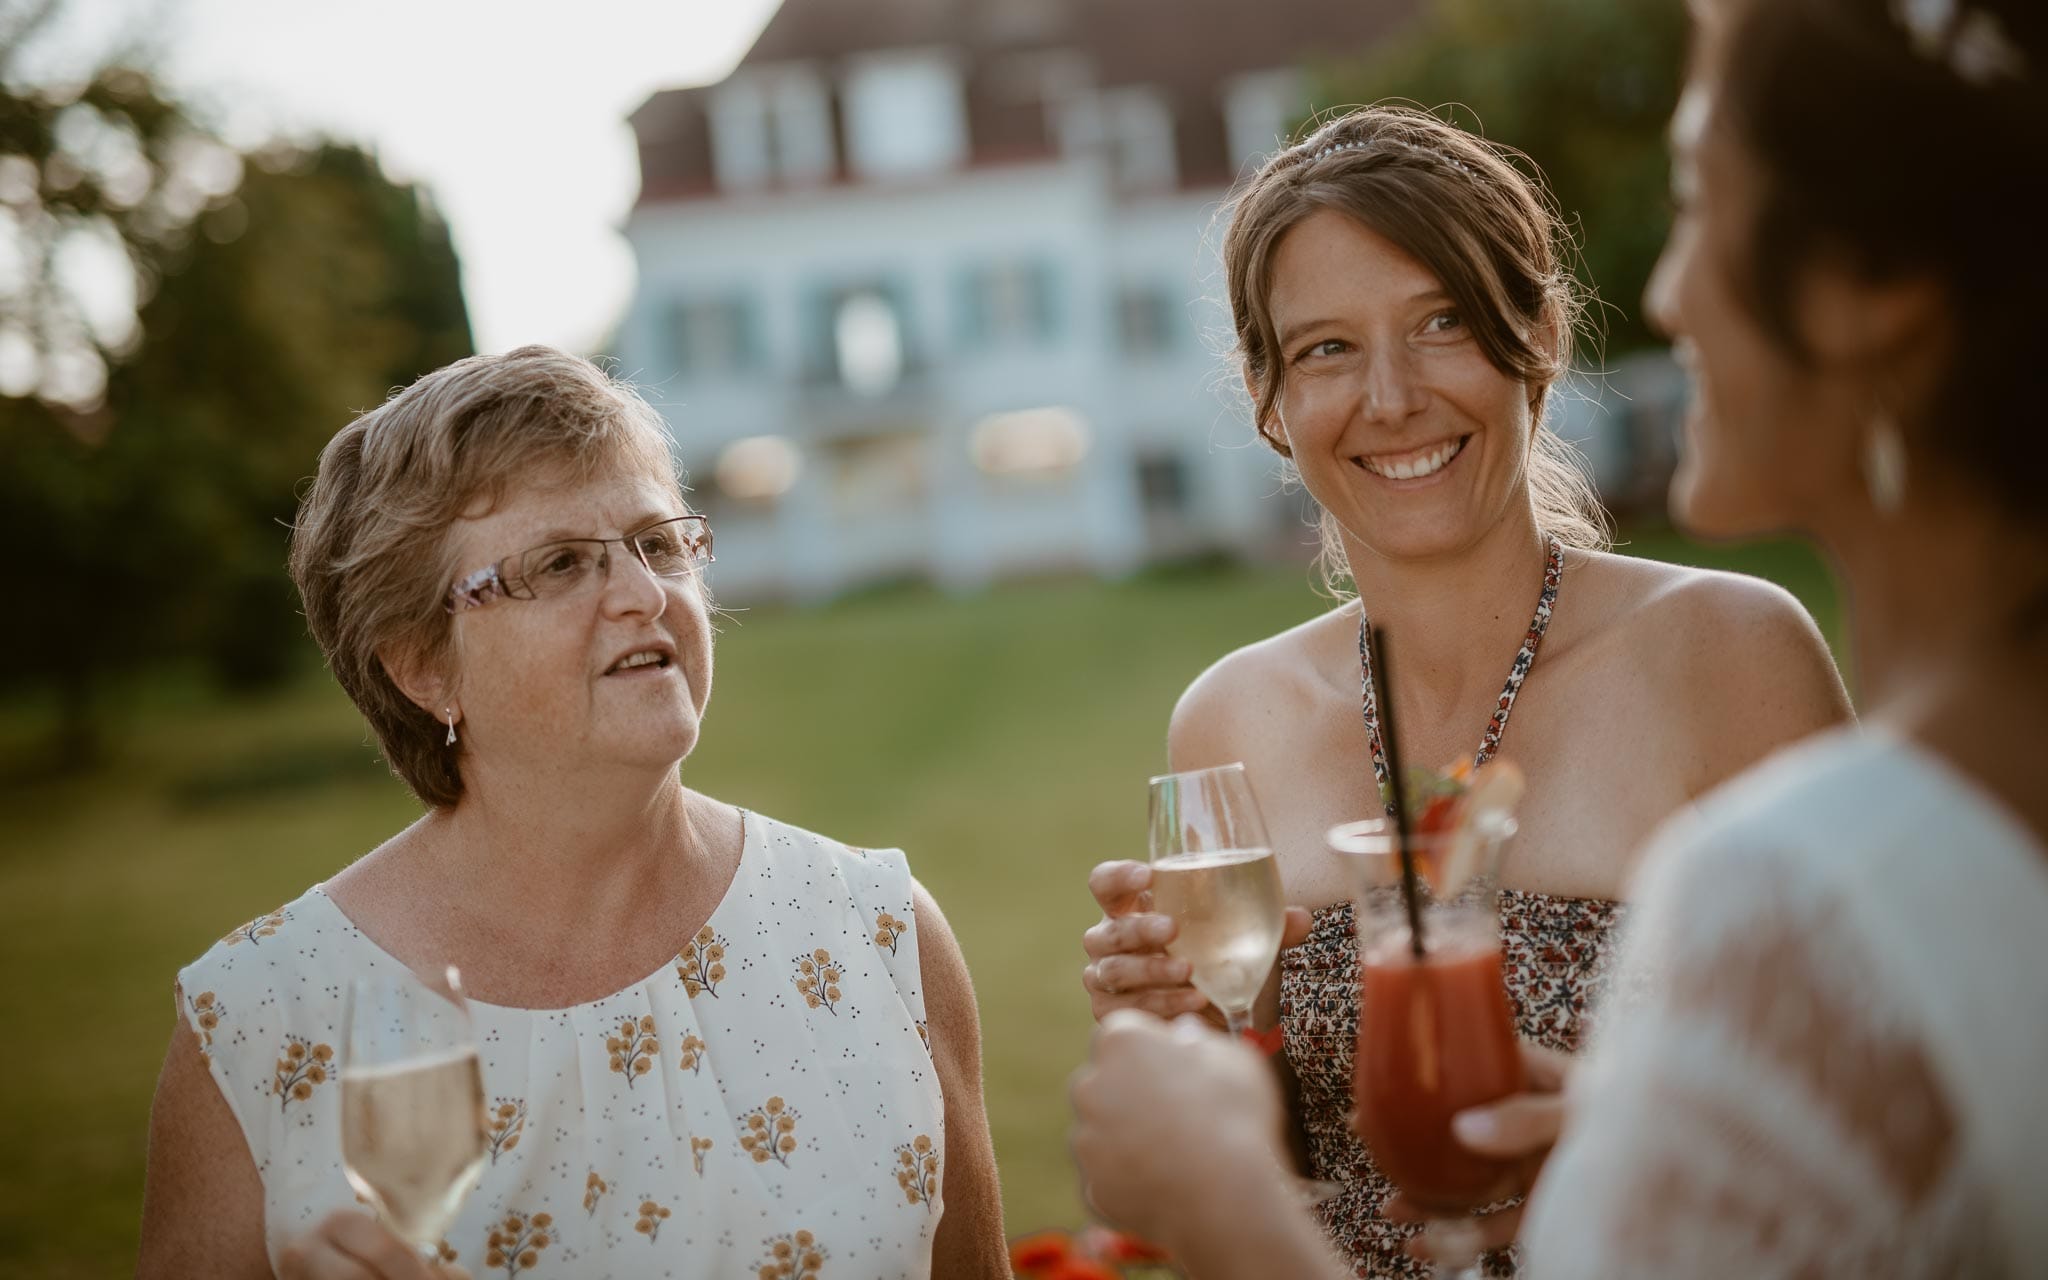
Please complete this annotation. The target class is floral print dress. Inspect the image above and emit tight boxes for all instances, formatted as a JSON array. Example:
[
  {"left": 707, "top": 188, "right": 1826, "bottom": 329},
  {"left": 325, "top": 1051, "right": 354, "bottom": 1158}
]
[
  {"left": 1279, "top": 538, "right": 1627, "bottom": 1277},
  {"left": 177, "top": 811, "right": 944, "bottom": 1279}
]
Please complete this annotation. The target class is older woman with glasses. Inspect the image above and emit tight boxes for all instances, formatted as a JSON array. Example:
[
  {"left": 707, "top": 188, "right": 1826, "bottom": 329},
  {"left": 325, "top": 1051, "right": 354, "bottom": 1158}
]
[{"left": 137, "top": 346, "right": 1008, "bottom": 1279}]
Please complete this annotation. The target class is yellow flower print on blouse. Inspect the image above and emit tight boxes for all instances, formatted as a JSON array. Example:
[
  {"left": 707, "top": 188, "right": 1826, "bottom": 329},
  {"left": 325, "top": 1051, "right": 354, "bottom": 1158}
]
[
  {"left": 487, "top": 1098, "right": 526, "bottom": 1163},
  {"left": 679, "top": 1032, "right": 707, "bottom": 1074},
  {"left": 272, "top": 1037, "right": 333, "bottom": 1110},
  {"left": 793, "top": 949, "right": 842, "bottom": 1014},
  {"left": 756, "top": 1229, "right": 825, "bottom": 1279},
  {"left": 582, "top": 1170, "right": 608, "bottom": 1217},
  {"left": 484, "top": 1211, "right": 552, "bottom": 1275},
  {"left": 188, "top": 990, "right": 223, "bottom": 1049},
  {"left": 605, "top": 1015, "right": 658, "bottom": 1087},
  {"left": 691, "top": 1134, "right": 713, "bottom": 1175},
  {"left": 224, "top": 909, "right": 287, "bottom": 946},
  {"left": 737, "top": 1096, "right": 801, "bottom": 1167},
  {"left": 634, "top": 1198, "right": 672, "bottom": 1242},
  {"left": 873, "top": 910, "right": 906, "bottom": 955},
  {"left": 892, "top": 1134, "right": 940, "bottom": 1210},
  {"left": 677, "top": 926, "right": 727, "bottom": 998}
]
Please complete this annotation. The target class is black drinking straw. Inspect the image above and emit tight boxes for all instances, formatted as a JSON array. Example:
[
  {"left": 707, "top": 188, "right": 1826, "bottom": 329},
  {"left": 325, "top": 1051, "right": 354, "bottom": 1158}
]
[{"left": 1369, "top": 627, "right": 1429, "bottom": 959}]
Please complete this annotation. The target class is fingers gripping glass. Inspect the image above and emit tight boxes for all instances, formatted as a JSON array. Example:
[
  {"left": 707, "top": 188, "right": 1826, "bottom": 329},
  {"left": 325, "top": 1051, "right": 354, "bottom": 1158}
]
[{"left": 446, "top": 515, "right": 713, "bottom": 613}]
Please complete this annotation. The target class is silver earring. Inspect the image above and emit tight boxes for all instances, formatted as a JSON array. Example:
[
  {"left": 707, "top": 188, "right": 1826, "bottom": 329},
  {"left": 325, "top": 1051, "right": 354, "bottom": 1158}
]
[
  {"left": 1862, "top": 411, "right": 1908, "bottom": 515},
  {"left": 445, "top": 708, "right": 458, "bottom": 747}
]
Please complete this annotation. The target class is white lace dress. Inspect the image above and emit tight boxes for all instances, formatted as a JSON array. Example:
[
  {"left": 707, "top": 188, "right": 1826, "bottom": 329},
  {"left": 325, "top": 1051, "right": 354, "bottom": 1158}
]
[
  {"left": 176, "top": 811, "right": 945, "bottom": 1279},
  {"left": 1521, "top": 729, "right": 2048, "bottom": 1278}
]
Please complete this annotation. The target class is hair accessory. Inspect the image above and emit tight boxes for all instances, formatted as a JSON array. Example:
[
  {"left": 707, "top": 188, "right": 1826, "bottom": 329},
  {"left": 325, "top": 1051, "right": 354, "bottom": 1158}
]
[
  {"left": 445, "top": 707, "right": 459, "bottom": 747},
  {"left": 1893, "top": 0, "right": 2028, "bottom": 85},
  {"left": 1306, "top": 136, "right": 1474, "bottom": 175}
]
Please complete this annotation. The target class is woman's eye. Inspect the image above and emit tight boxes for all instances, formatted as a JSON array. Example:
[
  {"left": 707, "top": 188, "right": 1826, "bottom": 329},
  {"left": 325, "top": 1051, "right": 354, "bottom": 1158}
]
[
  {"left": 1426, "top": 310, "right": 1463, "bottom": 334},
  {"left": 538, "top": 549, "right": 585, "bottom": 577},
  {"left": 1296, "top": 339, "right": 1347, "bottom": 362}
]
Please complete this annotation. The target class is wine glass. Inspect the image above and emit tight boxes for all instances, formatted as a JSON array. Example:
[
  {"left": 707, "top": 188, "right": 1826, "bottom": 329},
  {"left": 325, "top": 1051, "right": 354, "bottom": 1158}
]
[
  {"left": 1330, "top": 814, "right": 1522, "bottom": 1279},
  {"left": 1146, "top": 763, "right": 1285, "bottom": 1038},
  {"left": 341, "top": 966, "right": 489, "bottom": 1259}
]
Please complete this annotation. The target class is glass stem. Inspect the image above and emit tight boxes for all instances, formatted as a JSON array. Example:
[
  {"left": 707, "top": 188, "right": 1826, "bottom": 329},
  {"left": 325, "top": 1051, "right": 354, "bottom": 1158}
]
[{"left": 1222, "top": 1008, "right": 1253, "bottom": 1038}]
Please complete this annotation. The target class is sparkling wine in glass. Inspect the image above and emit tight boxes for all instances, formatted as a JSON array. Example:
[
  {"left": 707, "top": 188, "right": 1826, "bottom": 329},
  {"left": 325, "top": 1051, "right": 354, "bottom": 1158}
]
[
  {"left": 341, "top": 967, "right": 489, "bottom": 1255},
  {"left": 1147, "top": 763, "right": 1286, "bottom": 1037},
  {"left": 1331, "top": 815, "right": 1523, "bottom": 1277}
]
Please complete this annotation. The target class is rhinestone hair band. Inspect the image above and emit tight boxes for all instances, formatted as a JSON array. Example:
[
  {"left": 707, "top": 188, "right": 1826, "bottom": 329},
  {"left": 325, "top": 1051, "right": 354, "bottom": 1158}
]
[
  {"left": 1307, "top": 136, "right": 1476, "bottom": 175},
  {"left": 1893, "top": 0, "right": 2028, "bottom": 85}
]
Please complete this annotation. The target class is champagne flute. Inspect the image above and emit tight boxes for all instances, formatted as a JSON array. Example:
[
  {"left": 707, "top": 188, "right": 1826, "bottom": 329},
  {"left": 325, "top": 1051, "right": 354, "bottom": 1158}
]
[
  {"left": 1147, "top": 763, "right": 1346, "bottom": 1207},
  {"left": 341, "top": 967, "right": 489, "bottom": 1259},
  {"left": 1331, "top": 815, "right": 1522, "bottom": 1279},
  {"left": 1146, "top": 763, "right": 1286, "bottom": 1038}
]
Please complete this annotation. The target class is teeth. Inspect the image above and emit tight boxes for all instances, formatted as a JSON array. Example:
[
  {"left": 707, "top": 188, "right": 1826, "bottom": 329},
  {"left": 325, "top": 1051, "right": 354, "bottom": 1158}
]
[
  {"left": 616, "top": 651, "right": 664, "bottom": 670},
  {"left": 1363, "top": 438, "right": 1462, "bottom": 480}
]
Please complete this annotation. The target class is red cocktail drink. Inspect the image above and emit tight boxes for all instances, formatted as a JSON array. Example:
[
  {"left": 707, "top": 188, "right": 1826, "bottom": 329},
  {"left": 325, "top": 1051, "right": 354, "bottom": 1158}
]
[{"left": 1353, "top": 931, "right": 1522, "bottom": 1211}]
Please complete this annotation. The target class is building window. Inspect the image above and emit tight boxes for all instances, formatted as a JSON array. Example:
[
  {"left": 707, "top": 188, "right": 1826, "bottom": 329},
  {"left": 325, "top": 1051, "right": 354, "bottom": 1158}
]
[
  {"left": 1137, "top": 450, "right": 1193, "bottom": 517},
  {"left": 709, "top": 68, "right": 835, "bottom": 190},
  {"left": 958, "top": 259, "right": 1060, "bottom": 348},
  {"left": 971, "top": 406, "right": 1091, "bottom": 478},
  {"left": 665, "top": 297, "right": 759, "bottom": 377},
  {"left": 843, "top": 52, "right": 968, "bottom": 180},
  {"left": 1222, "top": 70, "right": 1305, "bottom": 175},
  {"left": 715, "top": 435, "right": 803, "bottom": 504},
  {"left": 818, "top": 285, "right": 908, "bottom": 395},
  {"left": 1115, "top": 286, "right": 1178, "bottom": 358},
  {"left": 1099, "top": 88, "right": 1177, "bottom": 191}
]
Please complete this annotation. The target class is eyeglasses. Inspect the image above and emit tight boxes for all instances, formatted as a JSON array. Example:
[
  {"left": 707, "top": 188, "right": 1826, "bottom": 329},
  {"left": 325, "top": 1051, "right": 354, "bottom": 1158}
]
[{"left": 446, "top": 515, "right": 713, "bottom": 613}]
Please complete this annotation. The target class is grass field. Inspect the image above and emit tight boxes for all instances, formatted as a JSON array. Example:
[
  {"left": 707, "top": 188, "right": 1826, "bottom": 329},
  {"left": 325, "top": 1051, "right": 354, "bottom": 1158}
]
[{"left": 0, "top": 529, "right": 1840, "bottom": 1277}]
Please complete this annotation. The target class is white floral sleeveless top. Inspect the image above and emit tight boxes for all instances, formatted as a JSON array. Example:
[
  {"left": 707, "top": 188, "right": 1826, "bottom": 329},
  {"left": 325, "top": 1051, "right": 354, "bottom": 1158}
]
[{"left": 176, "top": 811, "right": 944, "bottom": 1279}]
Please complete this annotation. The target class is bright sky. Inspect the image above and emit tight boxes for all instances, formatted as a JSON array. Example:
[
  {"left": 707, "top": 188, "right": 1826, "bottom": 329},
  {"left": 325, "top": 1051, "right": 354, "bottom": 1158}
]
[{"left": 125, "top": 0, "right": 782, "bottom": 354}]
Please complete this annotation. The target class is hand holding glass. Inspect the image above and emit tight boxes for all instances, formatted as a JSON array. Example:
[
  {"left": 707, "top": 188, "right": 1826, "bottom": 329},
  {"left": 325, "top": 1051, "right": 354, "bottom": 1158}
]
[{"left": 1146, "top": 763, "right": 1286, "bottom": 1037}]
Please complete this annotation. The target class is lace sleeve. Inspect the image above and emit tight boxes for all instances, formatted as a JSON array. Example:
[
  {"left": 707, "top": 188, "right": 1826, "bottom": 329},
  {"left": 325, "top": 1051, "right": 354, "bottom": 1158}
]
[{"left": 1519, "top": 830, "right": 2003, "bottom": 1279}]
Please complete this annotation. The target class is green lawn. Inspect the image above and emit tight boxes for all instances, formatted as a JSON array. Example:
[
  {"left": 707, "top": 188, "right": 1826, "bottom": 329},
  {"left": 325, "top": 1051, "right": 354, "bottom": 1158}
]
[{"left": 0, "top": 530, "right": 1839, "bottom": 1277}]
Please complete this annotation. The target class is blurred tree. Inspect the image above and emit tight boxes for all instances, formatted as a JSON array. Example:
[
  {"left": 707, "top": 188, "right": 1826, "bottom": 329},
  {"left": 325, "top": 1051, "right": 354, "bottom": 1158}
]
[
  {"left": 1, "top": 37, "right": 471, "bottom": 762},
  {"left": 1320, "top": 0, "right": 1688, "bottom": 356}
]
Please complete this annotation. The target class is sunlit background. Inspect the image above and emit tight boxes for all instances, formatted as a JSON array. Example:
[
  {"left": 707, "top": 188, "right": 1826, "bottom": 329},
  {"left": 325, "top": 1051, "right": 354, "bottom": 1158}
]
[{"left": 0, "top": 0, "right": 1840, "bottom": 1274}]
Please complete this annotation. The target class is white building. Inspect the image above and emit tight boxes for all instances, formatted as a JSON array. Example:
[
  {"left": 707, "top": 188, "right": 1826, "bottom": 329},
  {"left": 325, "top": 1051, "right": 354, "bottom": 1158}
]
[{"left": 618, "top": 0, "right": 1416, "bottom": 601}]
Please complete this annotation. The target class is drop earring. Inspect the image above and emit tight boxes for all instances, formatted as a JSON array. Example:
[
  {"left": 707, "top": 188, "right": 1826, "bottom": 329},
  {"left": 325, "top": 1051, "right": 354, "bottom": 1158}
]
[
  {"left": 445, "top": 708, "right": 458, "bottom": 747},
  {"left": 1862, "top": 409, "right": 1908, "bottom": 516}
]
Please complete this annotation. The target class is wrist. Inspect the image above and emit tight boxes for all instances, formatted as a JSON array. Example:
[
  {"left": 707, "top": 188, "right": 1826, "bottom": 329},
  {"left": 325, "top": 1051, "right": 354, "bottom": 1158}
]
[{"left": 1163, "top": 1151, "right": 1324, "bottom": 1277}]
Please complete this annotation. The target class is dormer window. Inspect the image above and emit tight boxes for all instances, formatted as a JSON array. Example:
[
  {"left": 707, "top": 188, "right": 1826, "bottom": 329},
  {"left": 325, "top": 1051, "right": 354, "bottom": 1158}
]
[
  {"left": 710, "top": 66, "right": 835, "bottom": 190},
  {"left": 842, "top": 51, "right": 968, "bottom": 180}
]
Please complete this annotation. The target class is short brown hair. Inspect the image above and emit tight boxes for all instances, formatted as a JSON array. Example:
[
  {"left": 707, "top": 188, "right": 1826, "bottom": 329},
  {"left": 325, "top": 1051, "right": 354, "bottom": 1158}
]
[
  {"left": 1221, "top": 105, "right": 1609, "bottom": 587},
  {"left": 1717, "top": 0, "right": 2047, "bottom": 525},
  {"left": 288, "top": 345, "right": 682, "bottom": 807}
]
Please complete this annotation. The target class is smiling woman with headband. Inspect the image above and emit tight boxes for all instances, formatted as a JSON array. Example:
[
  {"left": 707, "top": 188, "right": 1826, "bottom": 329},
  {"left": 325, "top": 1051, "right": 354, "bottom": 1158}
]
[
  {"left": 1077, "top": 102, "right": 1853, "bottom": 1277},
  {"left": 136, "top": 346, "right": 1008, "bottom": 1279}
]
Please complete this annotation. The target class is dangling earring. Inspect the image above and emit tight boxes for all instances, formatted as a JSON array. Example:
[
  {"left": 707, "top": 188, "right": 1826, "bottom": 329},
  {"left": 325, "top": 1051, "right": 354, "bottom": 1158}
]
[
  {"left": 1862, "top": 409, "right": 1908, "bottom": 516},
  {"left": 445, "top": 708, "right": 459, "bottom": 747}
]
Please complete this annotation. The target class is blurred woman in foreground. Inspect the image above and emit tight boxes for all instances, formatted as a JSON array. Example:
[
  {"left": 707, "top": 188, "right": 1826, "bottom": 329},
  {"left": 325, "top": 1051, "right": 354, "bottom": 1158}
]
[
  {"left": 1073, "top": 0, "right": 2048, "bottom": 1274},
  {"left": 138, "top": 347, "right": 1007, "bottom": 1278}
]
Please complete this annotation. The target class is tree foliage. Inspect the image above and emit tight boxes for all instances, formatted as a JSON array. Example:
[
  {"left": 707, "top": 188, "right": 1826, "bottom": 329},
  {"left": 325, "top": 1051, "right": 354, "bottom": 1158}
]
[
  {"left": 1, "top": 7, "right": 471, "bottom": 762},
  {"left": 1322, "top": 0, "right": 1689, "bottom": 356}
]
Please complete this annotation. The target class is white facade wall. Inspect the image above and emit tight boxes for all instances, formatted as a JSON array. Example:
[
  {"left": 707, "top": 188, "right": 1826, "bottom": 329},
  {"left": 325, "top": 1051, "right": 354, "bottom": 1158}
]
[{"left": 621, "top": 152, "right": 1296, "bottom": 602}]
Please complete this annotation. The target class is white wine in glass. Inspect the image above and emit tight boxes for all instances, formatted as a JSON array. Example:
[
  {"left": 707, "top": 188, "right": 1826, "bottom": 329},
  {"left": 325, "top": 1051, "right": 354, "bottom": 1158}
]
[
  {"left": 1147, "top": 763, "right": 1285, "bottom": 1036},
  {"left": 341, "top": 968, "right": 489, "bottom": 1254}
]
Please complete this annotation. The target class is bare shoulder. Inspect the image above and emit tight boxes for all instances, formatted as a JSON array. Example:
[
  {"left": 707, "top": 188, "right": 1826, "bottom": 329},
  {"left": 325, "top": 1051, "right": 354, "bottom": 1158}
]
[
  {"left": 1168, "top": 602, "right": 1356, "bottom": 770},
  {"left": 1572, "top": 550, "right": 1834, "bottom": 672},
  {"left": 1568, "top": 549, "right": 1852, "bottom": 792}
]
